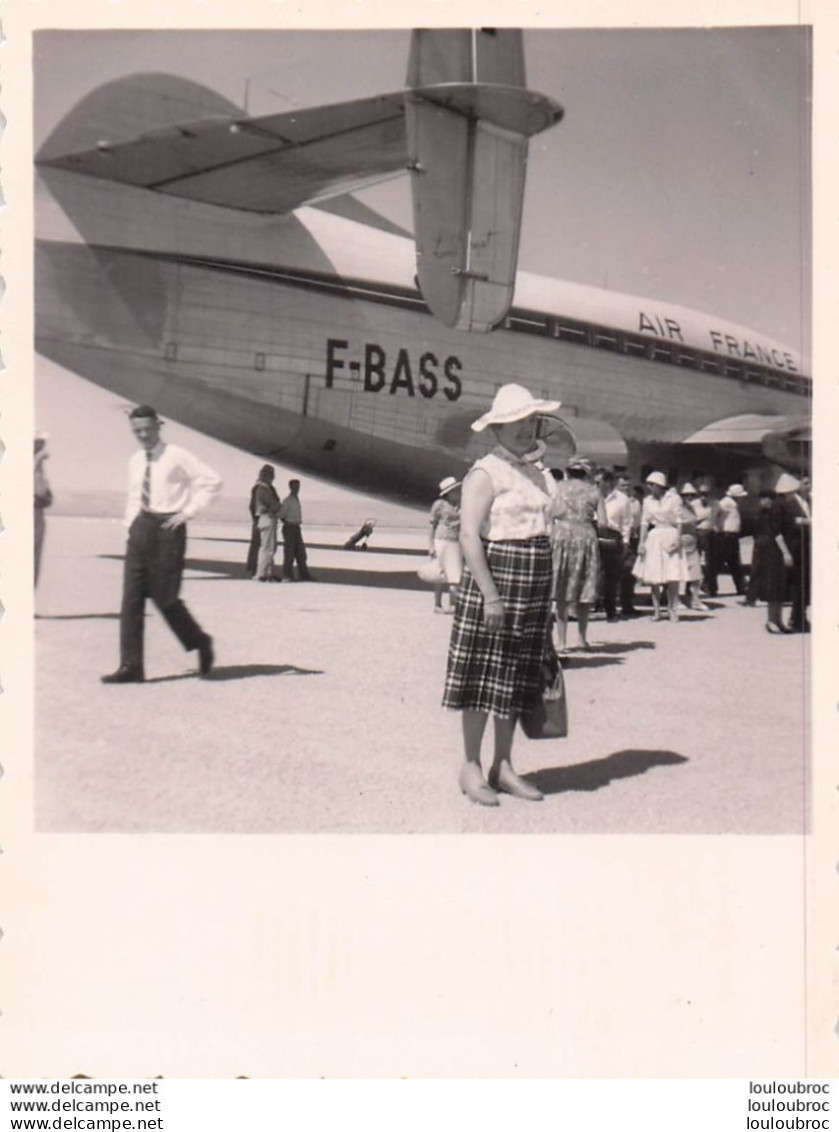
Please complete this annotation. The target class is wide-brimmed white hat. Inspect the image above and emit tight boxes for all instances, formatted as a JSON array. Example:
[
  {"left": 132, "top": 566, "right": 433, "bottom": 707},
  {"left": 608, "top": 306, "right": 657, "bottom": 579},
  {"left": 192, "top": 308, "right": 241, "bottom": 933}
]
[
  {"left": 438, "top": 476, "right": 461, "bottom": 496},
  {"left": 680, "top": 482, "right": 698, "bottom": 496},
  {"left": 774, "top": 472, "right": 800, "bottom": 494},
  {"left": 645, "top": 471, "right": 667, "bottom": 488},
  {"left": 726, "top": 483, "right": 748, "bottom": 497},
  {"left": 471, "top": 383, "right": 561, "bottom": 433}
]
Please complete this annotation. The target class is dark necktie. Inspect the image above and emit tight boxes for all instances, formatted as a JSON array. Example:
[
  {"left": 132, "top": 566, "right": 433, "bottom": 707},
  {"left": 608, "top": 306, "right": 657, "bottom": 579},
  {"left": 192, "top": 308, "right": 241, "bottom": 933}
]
[{"left": 141, "top": 452, "right": 152, "bottom": 510}]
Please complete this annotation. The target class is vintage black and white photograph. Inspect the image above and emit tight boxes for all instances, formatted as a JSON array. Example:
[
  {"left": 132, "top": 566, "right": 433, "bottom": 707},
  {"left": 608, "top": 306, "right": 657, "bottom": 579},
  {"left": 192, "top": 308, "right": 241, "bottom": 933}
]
[{"left": 32, "top": 25, "right": 812, "bottom": 835}]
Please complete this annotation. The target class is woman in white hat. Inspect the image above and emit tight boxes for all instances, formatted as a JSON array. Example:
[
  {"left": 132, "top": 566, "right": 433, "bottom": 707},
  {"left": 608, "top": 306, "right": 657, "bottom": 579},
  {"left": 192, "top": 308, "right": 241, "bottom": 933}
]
[
  {"left": 551, "top": 457, "right": 606, "bottom": 651},
  {"left": 428, "top": 476, "right": 463, "bottom": 613},
  {"left": 633, "top": 472, "right": 683, "bottom": 621},
  {"left": 442, "top": 383, "right": 561, "bottom": 806}
]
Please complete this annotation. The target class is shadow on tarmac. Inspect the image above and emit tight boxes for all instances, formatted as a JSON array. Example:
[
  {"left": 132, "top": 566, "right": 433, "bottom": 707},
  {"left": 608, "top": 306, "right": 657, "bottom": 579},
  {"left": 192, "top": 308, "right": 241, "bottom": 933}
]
[
  {"left": 527, "top": 748, "right": 688, "bottom": 795},
  {"left": 561, "top": 640, "right": 655, "bottom": 668},
  {"left": 98, "top": 555, "right": 430, "bottom": 592},
  {"left": 204, "top": 663, "right": 324, "bottom": 682},
  {"left": 196, "top": 536, "right": 428, "bottom": 558},
  {"left": 140, "top": 663, "right": 323, "bottom": 685},
  {"left": 577, "top": 641, "right": 655, "bottom": 654},
  {"left": 36, "top": 612, "right": 120, "bottom": 620}
]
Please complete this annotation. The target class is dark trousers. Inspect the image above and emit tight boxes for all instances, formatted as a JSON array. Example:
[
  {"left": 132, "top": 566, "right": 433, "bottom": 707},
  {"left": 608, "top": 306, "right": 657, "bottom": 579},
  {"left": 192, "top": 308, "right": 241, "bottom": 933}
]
[
  {"left": 282, "top": 522, "right": 310, "bottom": 579},
  {"left": 697, "top": 530, "right": 717, "bottom": 595},
  {"left": 789, "top": 531, "right": 811, "bottom": 630},
  {"left": 598, "top": 539, "right": 623, "bottom": 618},
  {"left": 620, "top": 538, "right": 638, "bottom": 613},
  {"left": 120, "top": 512, "right": 207, "bottom": 670},
  {"left": 716, "top": 532, "right": 745, "bottom": 595}
]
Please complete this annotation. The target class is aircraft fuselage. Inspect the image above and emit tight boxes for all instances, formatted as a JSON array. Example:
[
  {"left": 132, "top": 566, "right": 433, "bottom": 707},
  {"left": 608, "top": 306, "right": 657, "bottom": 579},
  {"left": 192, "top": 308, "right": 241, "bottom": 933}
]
[{"left": 35, "top": 167, "right": 810, "bottom": 502}]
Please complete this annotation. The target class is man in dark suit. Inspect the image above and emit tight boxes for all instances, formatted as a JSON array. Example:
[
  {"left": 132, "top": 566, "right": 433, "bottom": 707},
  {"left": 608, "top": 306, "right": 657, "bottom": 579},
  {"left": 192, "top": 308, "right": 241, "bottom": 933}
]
[
  {"left": 775, "top": 472, "right": 811, "bottom": 632},
  {"left": 102, "top": 405, "right": 222, "bottom": 683}
]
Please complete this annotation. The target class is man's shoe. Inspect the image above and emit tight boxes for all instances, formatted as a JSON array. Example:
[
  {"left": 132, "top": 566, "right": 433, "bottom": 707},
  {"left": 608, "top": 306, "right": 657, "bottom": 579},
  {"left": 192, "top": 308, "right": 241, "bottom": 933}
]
[
  {"left": 101, "top": 665, "right": 144, "bottom": 684},
  {"left": 197, "top": 636, "right": 215, "bottom": 677}
]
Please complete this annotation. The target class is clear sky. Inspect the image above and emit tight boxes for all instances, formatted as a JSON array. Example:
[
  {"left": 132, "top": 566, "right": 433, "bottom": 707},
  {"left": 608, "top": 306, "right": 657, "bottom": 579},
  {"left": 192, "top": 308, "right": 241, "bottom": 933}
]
[{"left": 33, "top": 26, "right": 812, "bottom": 508}]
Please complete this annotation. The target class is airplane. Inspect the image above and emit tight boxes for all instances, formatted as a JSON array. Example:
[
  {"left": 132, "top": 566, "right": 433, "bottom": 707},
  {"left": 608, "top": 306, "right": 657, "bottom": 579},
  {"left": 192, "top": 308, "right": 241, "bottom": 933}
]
[{"left": 34, "top": 28, "right": 811, "bottom": 507}]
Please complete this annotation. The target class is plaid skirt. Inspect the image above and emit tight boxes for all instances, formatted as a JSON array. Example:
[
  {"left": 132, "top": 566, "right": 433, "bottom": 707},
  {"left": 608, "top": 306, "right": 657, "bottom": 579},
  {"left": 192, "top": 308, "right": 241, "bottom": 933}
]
[{"left": 442, "top": 537, "right": 553, "bottom": 718}]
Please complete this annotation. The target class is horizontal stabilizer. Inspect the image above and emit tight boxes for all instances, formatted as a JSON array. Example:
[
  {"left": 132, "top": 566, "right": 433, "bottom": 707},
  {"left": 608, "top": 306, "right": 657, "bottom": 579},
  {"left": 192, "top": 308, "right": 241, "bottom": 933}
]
[{"left": 37, "top": 74, "right": 409, "bottom": 214}]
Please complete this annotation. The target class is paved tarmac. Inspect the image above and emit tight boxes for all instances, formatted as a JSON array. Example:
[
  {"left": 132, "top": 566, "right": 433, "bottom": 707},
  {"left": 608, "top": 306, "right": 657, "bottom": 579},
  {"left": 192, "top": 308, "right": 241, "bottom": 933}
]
[{"left": 35, "top": 516, "right": 810, "bottom": 835}]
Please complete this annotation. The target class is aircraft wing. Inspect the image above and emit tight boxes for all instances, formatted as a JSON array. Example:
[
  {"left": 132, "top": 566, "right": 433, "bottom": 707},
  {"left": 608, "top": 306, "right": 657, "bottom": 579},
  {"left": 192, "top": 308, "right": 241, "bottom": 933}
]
[
  {"left": 37, "top": 75, "right": 410, "bottom": 214},
  {"left": 683, "top": 412, "right": 811, "bottom": 472}
]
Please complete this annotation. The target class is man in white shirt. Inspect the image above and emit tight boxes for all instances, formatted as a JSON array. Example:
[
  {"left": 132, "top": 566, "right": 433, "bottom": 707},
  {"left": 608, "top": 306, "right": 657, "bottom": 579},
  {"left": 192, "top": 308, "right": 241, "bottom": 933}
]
[
  {"left": 279, "top": 478, "right": 314, "bottom": 581},
  {"left": 611, "top": 474, "right": 640, "bottom": 616},
  {"left": 714, "top": 483, "right": 747, "bottom": 596},
  {"left": 102, "top": 405, "right": 222, "bottom": 684}
]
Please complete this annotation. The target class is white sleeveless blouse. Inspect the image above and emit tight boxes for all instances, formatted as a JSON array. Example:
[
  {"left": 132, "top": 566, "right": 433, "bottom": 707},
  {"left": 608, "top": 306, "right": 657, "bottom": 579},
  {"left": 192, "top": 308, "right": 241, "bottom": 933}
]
[{"left": 468, "top": 447, "right": 555, "bottom": 542}]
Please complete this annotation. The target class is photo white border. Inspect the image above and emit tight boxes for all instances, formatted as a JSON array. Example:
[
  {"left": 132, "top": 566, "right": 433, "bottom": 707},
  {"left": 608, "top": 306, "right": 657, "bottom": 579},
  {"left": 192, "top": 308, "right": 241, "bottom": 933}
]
[{"left": 1, "top": 0, "right": 836, "bottom": 1079}]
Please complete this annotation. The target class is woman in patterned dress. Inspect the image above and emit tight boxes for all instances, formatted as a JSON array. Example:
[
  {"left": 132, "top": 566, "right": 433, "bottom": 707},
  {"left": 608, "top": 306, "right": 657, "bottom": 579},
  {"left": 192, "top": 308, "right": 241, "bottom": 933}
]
[
  {"left": 551, "top": 459, "right": 606, "bottom": 652},
  {"left": 442, "top": 384, "right": 560, "bottom": 807},
  {"left": 428, "top": 475, "right": 463, "bottom": 613},
  {"left": 677, "top": 483, "right": 708, "bottom": 611},
  {"left": 634, "top": 471, "right": 683, "bottom": 622}
]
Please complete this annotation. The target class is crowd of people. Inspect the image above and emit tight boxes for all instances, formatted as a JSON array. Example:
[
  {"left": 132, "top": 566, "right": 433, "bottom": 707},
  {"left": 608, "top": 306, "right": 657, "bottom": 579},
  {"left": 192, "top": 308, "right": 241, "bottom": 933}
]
[{"left": 433, "top": 383, "right": 813, "bottom": 807}]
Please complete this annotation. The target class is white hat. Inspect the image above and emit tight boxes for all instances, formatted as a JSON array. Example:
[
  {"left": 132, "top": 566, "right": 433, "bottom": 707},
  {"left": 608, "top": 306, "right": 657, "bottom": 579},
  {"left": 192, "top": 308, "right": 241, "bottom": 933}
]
[
  {"left": 727, "top": 483, "right": 748, "bottom": 498},
  {"left": 471, "top": 383, "right": 561, "bottom": 433},
  {"left": 680, "top": 482, "right": 698, "bottom": 496},
  {"left": 645, "top": 471, "right": 667, "bottom": 488},
  {"left": 774, "top": 472, "right": 800, "bottom": 494},
  {"left": 438, "top": 476, "right": 460, "bottom": 496},
  {"left": 567, "top": 457, "right": 594, "bottom": 473}
]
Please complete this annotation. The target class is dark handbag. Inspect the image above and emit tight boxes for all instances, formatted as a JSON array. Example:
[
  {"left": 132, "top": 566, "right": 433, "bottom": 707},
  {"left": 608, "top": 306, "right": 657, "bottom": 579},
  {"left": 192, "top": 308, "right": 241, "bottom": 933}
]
[{"left": 520, "top": 645, "right": 568, "bottom": 739}]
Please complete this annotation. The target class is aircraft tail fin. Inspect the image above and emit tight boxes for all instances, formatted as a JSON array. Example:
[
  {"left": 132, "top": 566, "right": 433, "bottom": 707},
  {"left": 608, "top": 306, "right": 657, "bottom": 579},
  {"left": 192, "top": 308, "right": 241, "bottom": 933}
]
[{"left": 406, "top": 29, "right": 562, "bottom": 332}]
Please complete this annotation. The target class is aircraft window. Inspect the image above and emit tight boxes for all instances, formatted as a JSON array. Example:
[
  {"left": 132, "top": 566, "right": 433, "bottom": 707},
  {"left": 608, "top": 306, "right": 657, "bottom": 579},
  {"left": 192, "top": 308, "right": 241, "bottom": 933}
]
[
  {"left": 593, "top": 330, "right": 618, "bottom": 350},
  {"left": 255, "top": 352, "right": 266, "bottom": 371},
  {"left": 551, "top": 320, "right": 588, "bottom": 342},
  {"left": 509, "top": 316, "right": 546, "bottom": 336},
  {"left": 624, "top": 338, "right": 648, "bottom": 356},
  {"left": 651, "top": 344, "right": 672, "bottom": 361}
]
